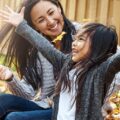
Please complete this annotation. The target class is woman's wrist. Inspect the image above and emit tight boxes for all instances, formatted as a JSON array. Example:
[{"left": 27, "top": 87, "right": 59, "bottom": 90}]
[{"left": 6, "top": 75, "right": 14, "bottom": 82}]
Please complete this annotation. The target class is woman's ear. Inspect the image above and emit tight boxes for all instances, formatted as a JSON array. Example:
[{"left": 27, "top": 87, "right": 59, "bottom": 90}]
[
  {"left": 58, "top": 7, "right": 62, "bottom": 14},
  {"left": 32, "top": 26, "right": 40, "bottom": 33},
  {"left": 33, "top": 25, "right": 40, "bottom": 32},
  {"left": 35, "top": 27, "right": 39, "bottom": 31}
]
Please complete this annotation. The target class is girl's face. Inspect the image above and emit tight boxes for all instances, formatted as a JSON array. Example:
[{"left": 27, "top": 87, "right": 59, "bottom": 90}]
[
  {"left": 72, "top": 30, "right": 91, "bottom": 62},
  {"left": 30, "top": 1, "right": 64, "bottom": 39}
]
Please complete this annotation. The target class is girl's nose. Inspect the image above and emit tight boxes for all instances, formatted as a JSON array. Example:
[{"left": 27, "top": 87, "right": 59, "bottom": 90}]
[{"left": 72, "top": 40, "right": 77, "bottom": 47}]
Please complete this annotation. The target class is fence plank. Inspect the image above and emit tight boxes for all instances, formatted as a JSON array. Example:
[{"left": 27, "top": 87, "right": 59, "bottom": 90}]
[
  {"left": 59, "top": 0, "right": 67, "bottom": 13},
  {"left": 99, "top": 0, "right": 109, "bottom": 24},
  {"left": 88, "top": 0, "right": 98, "bottom": 22},
  {"left": 0, "top": 0, "right": 120, "bottom": 44},
  {"left": 0, "top": 0, "right": 4, "bottom": 29},
  {"left": 112, "top": 0, "right": 120, "bottom": 44},
  {"left": 76, "top": 0, "right": 87, "bottom": 22},
  {"left": 66, "top": 0, "right": 77, "bottom": 20}
]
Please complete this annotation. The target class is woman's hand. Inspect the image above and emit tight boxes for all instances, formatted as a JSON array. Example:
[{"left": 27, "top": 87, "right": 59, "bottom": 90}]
[
  {"left": 0, "top": 5, "right": 25, "bottom": 27},
  {"left": 0, "top": 65, "right": 13, "bottom": 81}
]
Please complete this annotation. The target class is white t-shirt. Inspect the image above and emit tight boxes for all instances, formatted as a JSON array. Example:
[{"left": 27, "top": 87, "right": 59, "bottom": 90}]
[{"left": 57, "top": 69, "right": 76, "bottom": 120}]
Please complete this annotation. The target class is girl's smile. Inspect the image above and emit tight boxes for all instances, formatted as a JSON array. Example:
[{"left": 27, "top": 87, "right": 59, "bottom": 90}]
[{"left": 72, "top": 32, "right": 91, "bottom": 62}]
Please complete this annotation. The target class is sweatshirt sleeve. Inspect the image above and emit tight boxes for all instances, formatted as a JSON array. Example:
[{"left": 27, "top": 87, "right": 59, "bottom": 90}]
[
  {"left": 107, "top": 52, "right": 120, "bottom": 75},
  {"left": 104, "top": 51, "right": 120, "bottom": 88},
  {"left": 7, "top": 76, "right": 36, "bottom": 100},
  {"left": 15, "top": 20, "right": 67, "bottom": 70}
]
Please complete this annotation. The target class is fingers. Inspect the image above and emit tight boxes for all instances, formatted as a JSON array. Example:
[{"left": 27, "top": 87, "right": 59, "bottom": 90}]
[
  {"left": 20, "top": 7, "right": 25, "bottom": 16},
  {"left": 0, "top": 13, "right": 9, "bottom": 22},
  {"left": 0, "top": 6, "right": 11, "bottom": 22},
  {"left": 0, "top": 5, "right": 15, "bottom": 19},
  {"left": 4, "top": 5, "right": 14, "bottom": 14},
  {"left": 0, "top": 65, "right": 13, "bottom": 80},
  {"left": 0, "top": 9, "right": 9, "bottom": 20},
  {"left": 0, "top": 12, "right": 10, "bottom": 23},
  {"left": 0, "top": 5, "right": 14, "bottom": 18},
  {"left": 0, "top": 9, "right": 10, "bottom": 16},
  {"left": 0, "top": 65, "right": 7, "bottom": 80}
]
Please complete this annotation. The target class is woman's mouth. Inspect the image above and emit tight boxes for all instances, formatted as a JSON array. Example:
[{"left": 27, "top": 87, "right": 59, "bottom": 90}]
[{"left": 49, "top": 24, "right": 58, "bottom": 31}]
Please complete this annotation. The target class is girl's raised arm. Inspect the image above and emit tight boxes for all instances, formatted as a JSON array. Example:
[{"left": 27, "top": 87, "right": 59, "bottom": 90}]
[
  {"left": 16, "top": 20, "right": 67, "bottom": 70},
  {"left": 107, "top": 52, "right": 120, "bottom": 75}
]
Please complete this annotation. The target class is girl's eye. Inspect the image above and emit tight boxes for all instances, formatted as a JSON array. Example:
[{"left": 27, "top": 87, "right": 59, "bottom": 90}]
[{"left": 79, "top": 37, "right": 85, "bottom": 41}]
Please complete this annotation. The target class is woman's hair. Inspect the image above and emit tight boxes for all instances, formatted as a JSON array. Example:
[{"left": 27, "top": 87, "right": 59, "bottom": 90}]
[
  {"left": 24, "top": 0, "right": 75, "bottom": 53},
  {"left": 0, "top": 0, "right": 75, "bottom": 90},
  {"left": 55, "top": 22, "right": 118, "bottom": 113}
]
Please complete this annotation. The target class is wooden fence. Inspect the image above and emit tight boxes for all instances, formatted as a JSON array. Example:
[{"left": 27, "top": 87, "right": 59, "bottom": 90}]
[
  {"left": 60, "top": 0, "right": 120, "bottom": 43},
  {"left": 0, "top": 0, "right": 120, "bottom": 43}
]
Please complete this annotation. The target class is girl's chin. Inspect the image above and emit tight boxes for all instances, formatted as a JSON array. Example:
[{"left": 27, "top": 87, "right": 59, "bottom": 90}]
[{"left": 72, "top": 57, "right": 77, "bottom": 62}]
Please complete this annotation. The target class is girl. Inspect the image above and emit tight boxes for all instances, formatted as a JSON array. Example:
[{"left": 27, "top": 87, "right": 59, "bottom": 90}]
[{"left": 1, "top": 6, "right": 120, "bottom": 120}]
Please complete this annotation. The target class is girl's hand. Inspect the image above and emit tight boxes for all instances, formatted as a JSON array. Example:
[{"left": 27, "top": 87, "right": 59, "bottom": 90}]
[
  {"left": 0, "top": 5, "right": 25, "bottom": 27},
  {"left": 0, "top": 65, "right": 13, "bottom": 81}
]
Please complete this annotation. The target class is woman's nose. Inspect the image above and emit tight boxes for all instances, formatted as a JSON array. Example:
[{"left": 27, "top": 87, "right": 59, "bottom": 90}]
[{"left": 47, "top": 17, "right": 54, "bottom": 26}]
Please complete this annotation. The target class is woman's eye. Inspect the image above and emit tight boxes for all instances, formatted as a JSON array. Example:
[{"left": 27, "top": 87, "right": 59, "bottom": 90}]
[
  {"left": 49, "top": 11, "right": 54, "bottom": 15},
  {"left": 38, "top": 19, "right": 44, "bottom": 23}
]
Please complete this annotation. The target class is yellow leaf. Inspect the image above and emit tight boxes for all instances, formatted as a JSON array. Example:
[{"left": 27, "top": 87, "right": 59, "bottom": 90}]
[{"left": 52, "top": 31, "right": 66, "bottom": 43}]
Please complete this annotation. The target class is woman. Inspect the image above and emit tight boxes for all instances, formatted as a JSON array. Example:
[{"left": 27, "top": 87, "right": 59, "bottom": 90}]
[
  {"left": 0, "top": 0, "right": 80, "bottom": 120},
  {"left": 1, "top": 8, "right": 120, "bottom": 119}
]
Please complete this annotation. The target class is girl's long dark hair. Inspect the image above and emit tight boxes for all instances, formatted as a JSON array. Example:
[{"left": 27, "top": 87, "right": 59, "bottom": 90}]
[
  {"left": 55, "top": 23, "right": 118, "bottom": 113},
  {"left": 0, "top": 0, "right": 75, "bottom": 90}
]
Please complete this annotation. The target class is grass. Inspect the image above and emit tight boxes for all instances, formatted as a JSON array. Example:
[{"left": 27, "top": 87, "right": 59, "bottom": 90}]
[
  {"left": 0, "top": 54, "right": 16, "bottom": 71},
  {"left": 0, "top": 54, "right": 5, "bottom": 64}
]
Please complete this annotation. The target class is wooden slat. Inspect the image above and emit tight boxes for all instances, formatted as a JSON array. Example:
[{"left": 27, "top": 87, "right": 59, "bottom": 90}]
[
  {"left": 88, "top": 0, "right": 98, "bottom": 22},
  {"left": 112, "top": 0, "right": 120, "bottom": 44},
  {"left": 0, "top": 0, "right": 4, "bottom": 29},
  {"left": 99, "top": 0, "right": 109, "bottom": 24},
  {"left": 59, "top": 0, "right": 67, "bottom": 13},
  {"left": 76, "top": 0, "right": 87, "bottom": 22},
  {"left": 66, "top": 0, "right": 77, "bottom": 20},
  {"left": 0, "top": 0, "right": 120, "bottom": 44},
  {"left": 10, "top": 0, "right": 15, "bottom": 10},
  {"left": 107, "top": 0, "right": 114, "bottom": 25}
]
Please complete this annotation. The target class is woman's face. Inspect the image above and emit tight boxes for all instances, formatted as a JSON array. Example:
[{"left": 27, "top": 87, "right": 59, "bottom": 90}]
[
  {"left": 30, "top": 1, "right": 64, "bottom": 39},
  {"left": 72, "top": 30, "right": 91, "bottom": 62}
]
